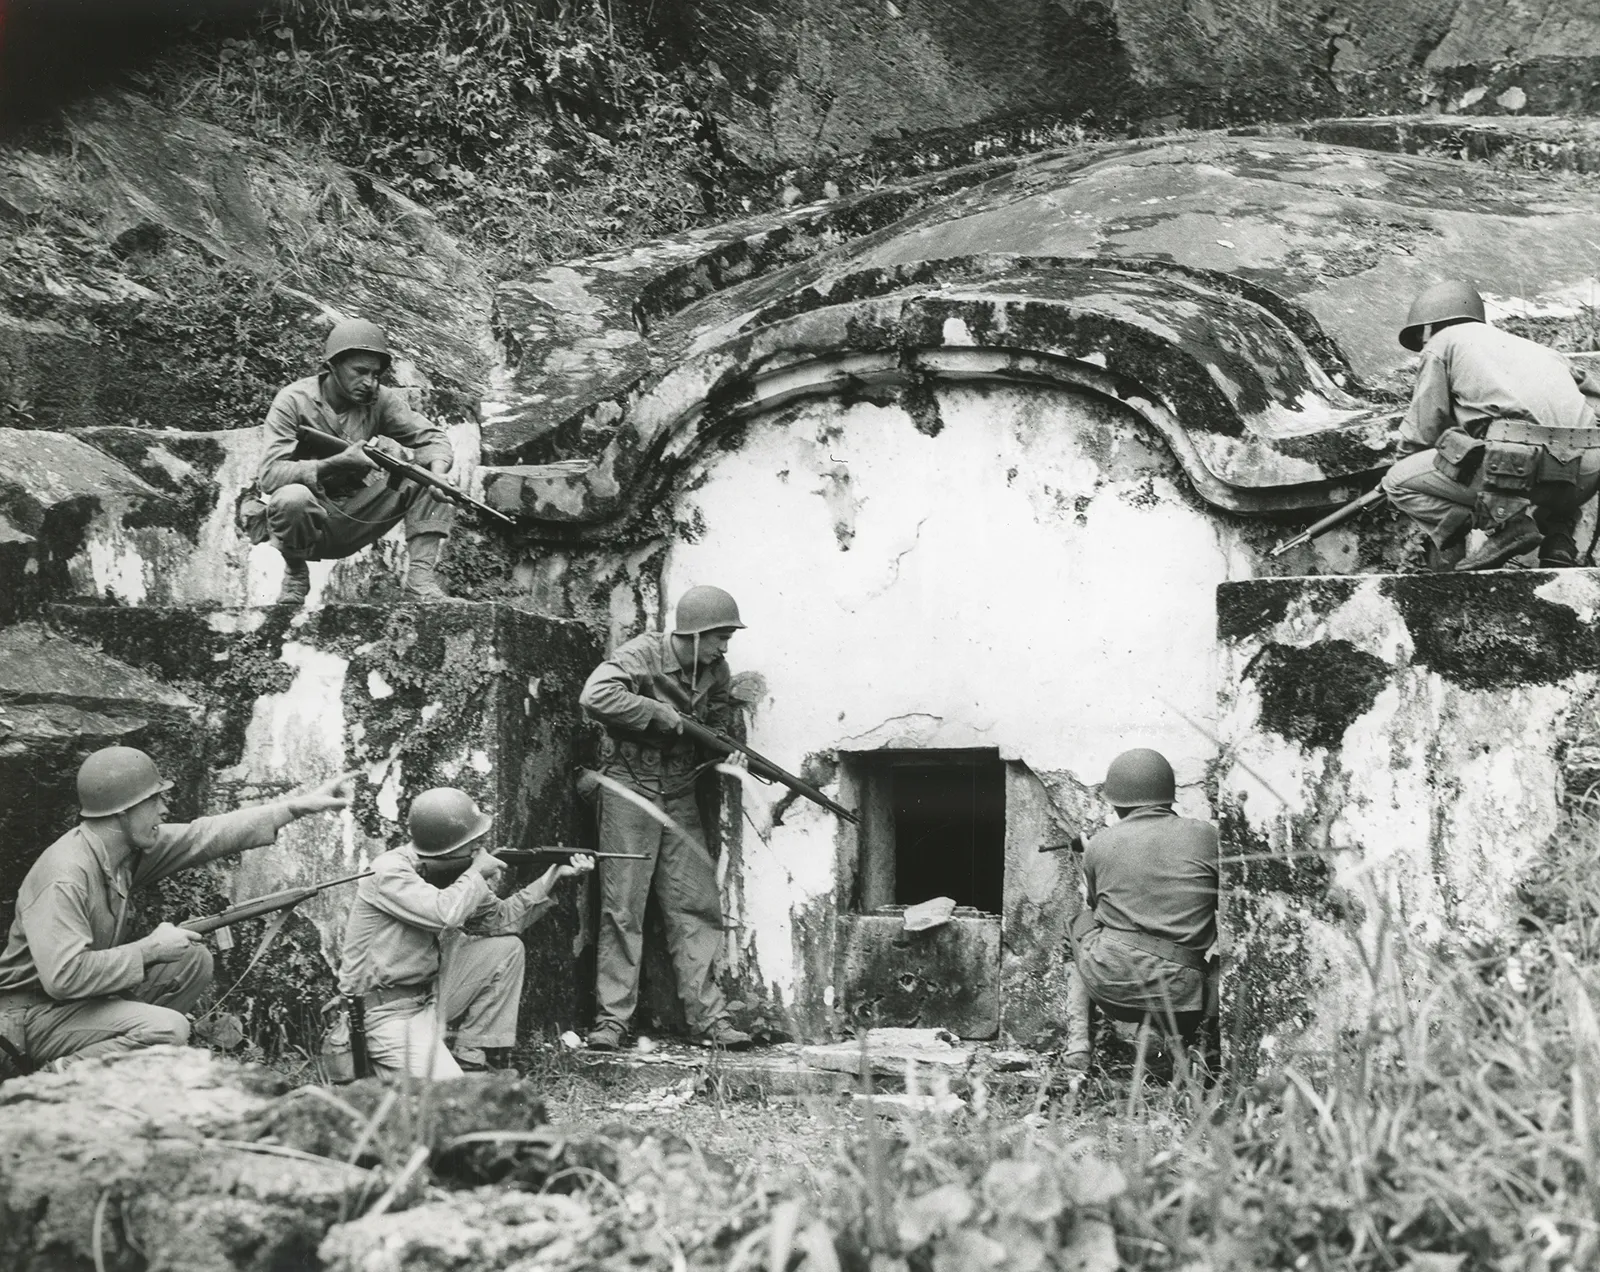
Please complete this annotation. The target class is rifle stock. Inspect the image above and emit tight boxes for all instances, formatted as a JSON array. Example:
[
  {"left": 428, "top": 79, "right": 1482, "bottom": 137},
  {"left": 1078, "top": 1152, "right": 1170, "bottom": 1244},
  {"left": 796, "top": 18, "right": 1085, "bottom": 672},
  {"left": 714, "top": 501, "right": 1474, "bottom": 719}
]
[{"left": 294, "top": 425, "right": 517, "bottom": 528}]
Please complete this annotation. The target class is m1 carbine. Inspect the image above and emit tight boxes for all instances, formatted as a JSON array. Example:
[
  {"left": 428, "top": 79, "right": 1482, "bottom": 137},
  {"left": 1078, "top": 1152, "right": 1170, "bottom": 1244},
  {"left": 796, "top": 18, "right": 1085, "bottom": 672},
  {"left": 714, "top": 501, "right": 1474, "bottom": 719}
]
[
  {"left": 181, "top": 870, "right": 373, "bottom": 938},
  {"left": 1269, "top": 487, "right": 1385, "bottom": 558},
  {"left": 653, "top": 681, "right": 861, "bottom": 825},
  {"left": 417, "top": 845, "right": 645, "bottom": 886},
  {"left": 293, "top": 424, "right": 516, "bottom": 528}
]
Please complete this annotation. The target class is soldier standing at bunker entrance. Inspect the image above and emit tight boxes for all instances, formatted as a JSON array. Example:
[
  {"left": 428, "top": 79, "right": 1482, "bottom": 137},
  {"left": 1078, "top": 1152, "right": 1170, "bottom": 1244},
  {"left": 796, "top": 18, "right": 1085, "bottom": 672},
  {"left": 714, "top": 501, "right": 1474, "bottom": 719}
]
[
  {"left": 1382, "top": 281, "right": 1600, "bottom": 572},
  {"left": 1059, "top": 748, "right": 1219, "bottom": 1074},
  {"left": 243, "top": 318, "right": 461, "bottom": 606},
  {"left": 337, "top": 787, "right": 593, "bottom": 1078},
  {"left": 578, "top": 585, "right": 753, "bottom": 1052},
  {"left": 0, "top": 747, "right": 354, "bottom": 1073}
]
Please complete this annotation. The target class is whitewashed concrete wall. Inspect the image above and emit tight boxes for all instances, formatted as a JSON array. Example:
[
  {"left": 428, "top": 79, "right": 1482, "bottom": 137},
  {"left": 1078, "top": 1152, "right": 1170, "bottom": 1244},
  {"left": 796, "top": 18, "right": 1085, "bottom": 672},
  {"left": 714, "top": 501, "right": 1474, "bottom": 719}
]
[{"left": 657, "top": 382, "right": 1267, "bottom": 1028}]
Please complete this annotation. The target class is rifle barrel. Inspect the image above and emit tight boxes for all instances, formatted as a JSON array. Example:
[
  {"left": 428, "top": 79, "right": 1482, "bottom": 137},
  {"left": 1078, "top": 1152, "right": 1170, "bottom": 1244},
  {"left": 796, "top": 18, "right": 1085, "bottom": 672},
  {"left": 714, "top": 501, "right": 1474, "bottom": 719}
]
[
  {"left": 294, "top": 425, "right": 516, "bottom": 528},
  {"left": 181, "top": 870, "right": 373, "bottom": 934},
  {"left": 677, "top": 716, "right": 862, "bottom": 825},
  {"left": 1269, "top": 487, "right": 1385, "bottom": 558}
]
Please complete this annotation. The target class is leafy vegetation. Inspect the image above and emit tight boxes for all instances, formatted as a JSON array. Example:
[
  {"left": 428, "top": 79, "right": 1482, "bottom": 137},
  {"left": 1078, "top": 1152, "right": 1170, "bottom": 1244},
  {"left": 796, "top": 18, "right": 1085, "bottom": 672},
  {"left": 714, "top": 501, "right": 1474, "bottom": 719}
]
[{"left": 158, "top": 0, "right": 733, "bottom": 271}]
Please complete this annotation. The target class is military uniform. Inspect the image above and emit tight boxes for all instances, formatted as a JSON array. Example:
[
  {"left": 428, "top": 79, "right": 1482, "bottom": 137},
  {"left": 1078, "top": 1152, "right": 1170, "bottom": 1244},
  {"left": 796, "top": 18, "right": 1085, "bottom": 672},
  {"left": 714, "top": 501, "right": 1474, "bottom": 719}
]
[
  {"left": 0, "top": 806, "right": 295, "bottom": 1065},
  {"left": 1064, "top": 805, "right": 1219, "bottom": 1050},
  {"left": 337, "top": 845, "right": 560, "bottom": 1077},
  {"left": 1381, "top": 323, "right": 1600, "bottom": 564},
  {"left": 579, "top": 632, "right": 731, "bottom": 1038},
  {"left": 245, "top": 374, "right": 456, "bottom": 561}
]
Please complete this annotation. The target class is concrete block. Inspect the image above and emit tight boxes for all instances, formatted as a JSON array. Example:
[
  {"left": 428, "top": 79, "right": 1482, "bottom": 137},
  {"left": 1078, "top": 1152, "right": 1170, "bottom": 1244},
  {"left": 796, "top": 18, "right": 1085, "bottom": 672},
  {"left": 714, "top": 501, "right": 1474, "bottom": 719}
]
[
  {"left": 837, "top": 912, "right": 1001, "bottom": 1038},
  {"left": 1215, "top": 569, "right": 1600, "bottom": 1079}
]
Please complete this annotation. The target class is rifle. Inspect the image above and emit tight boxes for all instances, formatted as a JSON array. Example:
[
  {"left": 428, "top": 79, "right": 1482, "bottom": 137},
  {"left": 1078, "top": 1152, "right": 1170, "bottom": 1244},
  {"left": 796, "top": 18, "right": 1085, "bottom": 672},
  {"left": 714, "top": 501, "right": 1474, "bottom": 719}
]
[
  {"left": 1269, "top": 487, "right": 1385, "bottom": 559},
  {"left": 1038, "top": 835, "right": 1086, "bottom": 855},
  {"left": 495, "top": 847, "right": 649, "bottom": 862},
  {"left": 654, "top": 681, "right": 861, "bottom": 825},
  {"left": 181, "top": 871, "right": 373, "bottom": 937},
  {"left": 416, "top": 846, "right": 645, "bottom": 886},
  {"left": 294, "top": 424, "right": 517, "bottom": 528}
]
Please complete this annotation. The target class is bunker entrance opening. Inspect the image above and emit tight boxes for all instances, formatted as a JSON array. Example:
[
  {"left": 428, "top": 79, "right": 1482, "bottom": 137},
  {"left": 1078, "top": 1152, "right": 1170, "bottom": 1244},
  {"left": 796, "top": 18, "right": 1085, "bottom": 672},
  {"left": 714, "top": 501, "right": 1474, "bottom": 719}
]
[{"left": 849, "top": 749, "right": 1006, "bottom": 915}]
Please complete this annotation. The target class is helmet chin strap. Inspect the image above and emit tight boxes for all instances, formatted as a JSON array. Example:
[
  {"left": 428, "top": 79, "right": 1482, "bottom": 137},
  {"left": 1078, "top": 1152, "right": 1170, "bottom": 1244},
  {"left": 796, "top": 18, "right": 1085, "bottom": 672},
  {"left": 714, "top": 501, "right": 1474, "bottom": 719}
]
[{"left": 691, "top": 631, "right": 700, "bottom": 697}]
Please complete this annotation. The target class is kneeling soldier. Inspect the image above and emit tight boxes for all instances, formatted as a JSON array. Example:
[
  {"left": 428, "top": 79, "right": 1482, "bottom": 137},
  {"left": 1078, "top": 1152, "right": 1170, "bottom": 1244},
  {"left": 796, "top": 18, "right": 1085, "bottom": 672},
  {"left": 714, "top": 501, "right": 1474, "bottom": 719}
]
[
  {"left": 0, "top": 747, "right": 353, "bottom": 1072},
  {"left": 1061, "top": 748, "right": 1219, "bottom": 1072},
  {"left": 337, "top": 787, "right": 593, "bottom": 1078}
]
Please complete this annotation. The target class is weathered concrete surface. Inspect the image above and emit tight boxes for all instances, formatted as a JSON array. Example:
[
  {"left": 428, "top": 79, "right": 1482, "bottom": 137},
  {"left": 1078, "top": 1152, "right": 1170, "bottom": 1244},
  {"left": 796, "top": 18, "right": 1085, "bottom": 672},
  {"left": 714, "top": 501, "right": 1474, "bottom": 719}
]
[
  {"left": 22, "top": 602, "right": 603, "bottom": 1051},
  {"left": 621, "top": 383, "right": 1253, "bottom": 1038},
  {"left": 1304, "top": 115, "right": 1600, "bottom": 174},
  {"left": 837, "top": 912, "right": 1001, "bottom": 1038},
  {"left": 642, "top": 0, "right": 1600, "bottom": 170},
  {"left": 487, "top": 136, "right": 1600, "bottom": 548},
  {"left": 1215, "top": 569, "right": 1600, "bottom": 1080},
  {"left": 0, "top": 89, "right": 494, "bottom": 433},
  {"left": 0, "top": 623, "right": 205, "bottom": 935}
]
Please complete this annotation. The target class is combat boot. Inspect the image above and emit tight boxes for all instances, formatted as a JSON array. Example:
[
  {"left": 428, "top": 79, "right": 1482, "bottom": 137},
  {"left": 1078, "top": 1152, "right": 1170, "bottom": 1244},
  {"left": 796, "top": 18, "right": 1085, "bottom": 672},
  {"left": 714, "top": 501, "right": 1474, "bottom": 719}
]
[
  {"left": 586, "top": 1020, "right": 627, "bottom": 1052},
  {"left": 696, "top": 1019, "right": 752, "bottom": 1050},
  {"left": 404, "top": 532, "right": 450, "bottom": 600},
  {"left": 1540, "top": 536, "right": 1581, "bottom": 568},
  {"left": 1456, "top": 514, "right": 1542, "bottom": 571},
  {"left": 277, "top": 557, "right": 311, "bottom": 606}
]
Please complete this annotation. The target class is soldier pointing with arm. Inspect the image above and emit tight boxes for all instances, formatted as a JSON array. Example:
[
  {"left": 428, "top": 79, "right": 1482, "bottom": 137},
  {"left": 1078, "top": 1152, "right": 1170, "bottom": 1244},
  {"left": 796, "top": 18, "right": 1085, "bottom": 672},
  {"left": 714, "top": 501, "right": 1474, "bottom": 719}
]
[{"left": 0, "top": 747, "right": 354, "bottom": 1073}]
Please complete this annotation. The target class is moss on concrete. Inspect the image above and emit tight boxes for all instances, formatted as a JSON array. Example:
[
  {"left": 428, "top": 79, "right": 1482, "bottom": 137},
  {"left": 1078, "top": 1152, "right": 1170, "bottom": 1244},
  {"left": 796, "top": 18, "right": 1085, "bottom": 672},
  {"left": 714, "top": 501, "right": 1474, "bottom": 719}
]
[{"left": 1244, "top": 639, "right": 1391, "bottom": 752}]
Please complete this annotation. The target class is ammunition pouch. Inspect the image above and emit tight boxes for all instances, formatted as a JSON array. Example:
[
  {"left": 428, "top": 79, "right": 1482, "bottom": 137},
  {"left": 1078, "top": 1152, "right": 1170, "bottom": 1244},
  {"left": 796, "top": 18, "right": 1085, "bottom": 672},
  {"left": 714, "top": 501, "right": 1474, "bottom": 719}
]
[
  {"left": 1432, "top": 428, "right": 1485, "bottom": 485},
  {"left": 1474, "top": 490, "right": 1533, "bottom": 531},
  {"left": 1481, "top": 439, "right": 1541, "bottom": 493}
]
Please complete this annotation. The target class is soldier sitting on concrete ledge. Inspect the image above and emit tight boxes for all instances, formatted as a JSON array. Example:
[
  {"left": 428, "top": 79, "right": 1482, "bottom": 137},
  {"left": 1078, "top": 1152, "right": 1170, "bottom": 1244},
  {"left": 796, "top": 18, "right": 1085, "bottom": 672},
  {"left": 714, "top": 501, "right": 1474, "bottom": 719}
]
[
  {"left": 1059, "top": 748, "right": 1219, "bottom": 1075},
  {"left": 0, "top": 747, "right": 354, "bottom": 1075},
  {"left": 241, "top": 318, "right": 461, "bottom": 606},
  {"left": 336, "top": 787, "right": 593, "bottom": 1079}
]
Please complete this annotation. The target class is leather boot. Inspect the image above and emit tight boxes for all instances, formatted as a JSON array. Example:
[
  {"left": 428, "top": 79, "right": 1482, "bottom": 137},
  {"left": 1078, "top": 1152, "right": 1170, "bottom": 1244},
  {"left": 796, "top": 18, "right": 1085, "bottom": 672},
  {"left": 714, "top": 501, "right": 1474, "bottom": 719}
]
[
  {"left": 277, "top": 556, "right": 311, "bottom": 606},
  {"left": 404, "top": 532, "right": 450, "bottom": 599},
  {"left": 1456, "top": 514, "right": 1542, "bottom": 571}
]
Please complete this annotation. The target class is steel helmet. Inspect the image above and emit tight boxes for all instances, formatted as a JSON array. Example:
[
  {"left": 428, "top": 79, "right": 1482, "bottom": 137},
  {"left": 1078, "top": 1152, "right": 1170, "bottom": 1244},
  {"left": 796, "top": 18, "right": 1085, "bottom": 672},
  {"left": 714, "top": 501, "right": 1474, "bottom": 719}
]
[
  {"left": 323, "top": 318, "right": 391, "bottom": 368},
  {"left": 1399, "top": 281, "right": 1486, "bottom": 352},
  {"left": 1102, "top": 748, "right": 1176, "bottom": 807},
  {"left": 78, "top": 746, "right": 173, "bottom": 817},
  {"left": 673, "top": 585, "right": 745, "bottom": 636},
  {"left": 408, "top": 787, "right": 494, "bottom": 857}
]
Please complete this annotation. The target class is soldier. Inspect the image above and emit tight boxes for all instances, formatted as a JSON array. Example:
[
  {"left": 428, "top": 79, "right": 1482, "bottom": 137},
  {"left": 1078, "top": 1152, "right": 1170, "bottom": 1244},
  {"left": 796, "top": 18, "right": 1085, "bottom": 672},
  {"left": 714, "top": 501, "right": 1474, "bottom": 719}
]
[
  {"left": 337, "top": 787, "right": 593, "bottom": 1078},
  {"left": 0, "top": 747, "right": 353, "bottom": 1072},
  {"left": 578, "top": 585, "right": 752, "bottom": 1052},
  {"left": 244, "top": 318, "right": 461, "bottom": 605},
  {"left": 1381, "top": 280, "right": 1600, "bottom": 572},
  {"left": 1060, "top": 748, "right": 1218, "bottom": 1072}
]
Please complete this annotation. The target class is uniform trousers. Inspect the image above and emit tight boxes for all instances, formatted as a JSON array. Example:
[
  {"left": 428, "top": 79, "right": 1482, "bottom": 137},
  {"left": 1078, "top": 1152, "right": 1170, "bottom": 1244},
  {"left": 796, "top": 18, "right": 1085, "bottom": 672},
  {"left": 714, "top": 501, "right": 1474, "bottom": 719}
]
[
  {"left": 2, "top": 943, "right": 214, "bottom": 1065},
  {"left": 266, "top": 476, "right": 455, "bottom": 561},
  {"left": 1382, "top": 448, "right": 1600, "bottom": 554},
  {"left": 362, "top": 932, "right": 524, "bottom": 1079},
  {"left": 593, "top": 767, "right": 727, "bottom": 1033}
]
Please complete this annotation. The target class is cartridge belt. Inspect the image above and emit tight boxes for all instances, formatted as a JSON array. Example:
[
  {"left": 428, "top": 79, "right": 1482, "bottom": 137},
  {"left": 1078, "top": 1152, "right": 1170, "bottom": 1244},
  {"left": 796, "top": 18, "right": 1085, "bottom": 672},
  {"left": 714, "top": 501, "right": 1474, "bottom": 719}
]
[
  {"left": 363, "top": 982, "right": 433, "bottom": 1008},
  {"left": 1098, "top": 926, "right": 1209, "bottom": 973},
  {"left": 601, "top": 732, "right": 698, "bottom": 772},
  {"left": 1485, "top": 418, "right": 1600, "bottom": 462}
]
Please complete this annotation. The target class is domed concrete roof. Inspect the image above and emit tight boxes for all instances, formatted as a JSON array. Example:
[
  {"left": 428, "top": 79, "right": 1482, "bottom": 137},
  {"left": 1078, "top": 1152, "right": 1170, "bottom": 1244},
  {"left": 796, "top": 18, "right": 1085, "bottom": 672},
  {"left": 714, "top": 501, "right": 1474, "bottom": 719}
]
[{"left": 485, "top": 132, "right": 1600, "bottom": 537}]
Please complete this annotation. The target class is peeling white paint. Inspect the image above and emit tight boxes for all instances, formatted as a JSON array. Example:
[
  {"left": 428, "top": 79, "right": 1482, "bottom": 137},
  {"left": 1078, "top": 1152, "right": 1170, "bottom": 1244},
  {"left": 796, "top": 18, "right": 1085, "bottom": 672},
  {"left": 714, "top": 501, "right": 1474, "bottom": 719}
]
[
  {"left": 368, "top": 669, "right": 395, "bottom": 699},
  {"left": 666, "top": 382, "right": 1265, "bottom": 1008}
]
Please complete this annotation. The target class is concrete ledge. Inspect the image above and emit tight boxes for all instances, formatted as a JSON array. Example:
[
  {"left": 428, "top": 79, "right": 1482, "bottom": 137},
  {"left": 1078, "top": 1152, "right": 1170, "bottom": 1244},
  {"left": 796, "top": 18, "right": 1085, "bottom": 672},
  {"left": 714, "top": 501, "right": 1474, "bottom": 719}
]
[{"left": 1215, "top": 568, "right": 1600, "bottom": 1079}]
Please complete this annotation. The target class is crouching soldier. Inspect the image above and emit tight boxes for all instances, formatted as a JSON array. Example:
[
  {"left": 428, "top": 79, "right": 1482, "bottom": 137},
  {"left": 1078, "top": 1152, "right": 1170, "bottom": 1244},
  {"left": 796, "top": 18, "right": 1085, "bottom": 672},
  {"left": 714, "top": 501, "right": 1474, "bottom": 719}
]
[
  {"left": 337, "top": 787, "right": 593, "bottom": 1078},
  {"left": 244, "top": 318, "right": 460, "bottom": 606},
  {"left": 1381, "top": 280, "right": 1600, "bottom": 572},
  {"left": 1060, "top": 748, "right": 1219, "bottom": 1073},
  {"left": 0, "top": 747, "right": 353, "bottom": 1073}
]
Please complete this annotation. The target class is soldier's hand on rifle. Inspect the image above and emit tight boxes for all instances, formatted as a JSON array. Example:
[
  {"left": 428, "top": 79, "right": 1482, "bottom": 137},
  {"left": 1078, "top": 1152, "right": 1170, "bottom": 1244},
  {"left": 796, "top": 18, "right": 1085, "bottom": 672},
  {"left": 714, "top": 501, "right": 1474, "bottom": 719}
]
[
  {"left": 556, "top": 852, "right": 596, "bottom": 880},
  {"left": 470, "top": 848, "right": 507, "bottom": 886},
  {"left": 319, "top": 441, "right": 377, "bottom": 481},
  {"left": 291, "top": 771, "right": 360, "bottom": 816},
  {"left": 138, "top": 921, "right": 203, "bottom": 966},
  {"left": 651, "top": 701, "right": 684, "bottom": 734},
  {"left": 428, "top": 457, "right": 459, "bottom": 490}
]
